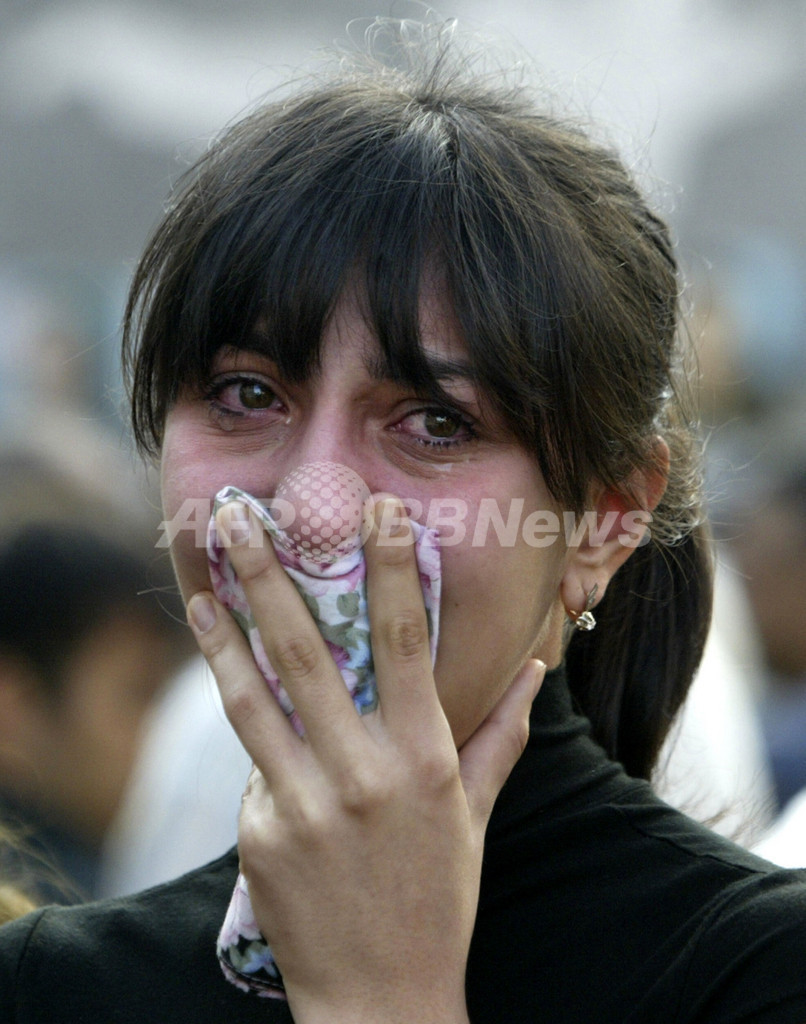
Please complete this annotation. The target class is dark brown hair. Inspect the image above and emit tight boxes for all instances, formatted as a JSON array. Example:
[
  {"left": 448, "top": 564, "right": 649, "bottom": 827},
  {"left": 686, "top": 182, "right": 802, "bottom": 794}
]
[{"left": 123, "top": 26, "right": 712, "bottom": 778}]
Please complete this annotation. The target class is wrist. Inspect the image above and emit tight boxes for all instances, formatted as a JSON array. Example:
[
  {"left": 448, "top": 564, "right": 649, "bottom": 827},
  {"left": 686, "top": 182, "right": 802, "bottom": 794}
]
[{"left": 286, "top": 981, "right": 471, "bottom": 1024}]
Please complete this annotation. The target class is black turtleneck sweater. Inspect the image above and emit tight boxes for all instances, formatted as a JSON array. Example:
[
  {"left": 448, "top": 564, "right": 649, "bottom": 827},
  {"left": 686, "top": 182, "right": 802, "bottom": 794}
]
[{"left": 2, "top": 666, "right": 806, "bottom": 1022}]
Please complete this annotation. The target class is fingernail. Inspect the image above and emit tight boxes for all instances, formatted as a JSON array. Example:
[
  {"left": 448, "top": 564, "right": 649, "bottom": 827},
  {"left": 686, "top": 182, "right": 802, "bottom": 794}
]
[
  {"left": 188, "top": 594, "right": 217, "bottom": 634},
  {"left": 378, "top": 498, "right": 411, "bottom": 541},
  {"left": 221, "top": 500, "right": 252, "bottom": 545},
  {"left": 519, "top": 659, "right": 546, "bottom": 700}
]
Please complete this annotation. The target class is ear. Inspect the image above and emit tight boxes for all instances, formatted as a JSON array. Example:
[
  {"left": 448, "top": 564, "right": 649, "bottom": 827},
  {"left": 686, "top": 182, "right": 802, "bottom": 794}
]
[{"left": 560, "top": 438, "right": 669, "bottom": 620}]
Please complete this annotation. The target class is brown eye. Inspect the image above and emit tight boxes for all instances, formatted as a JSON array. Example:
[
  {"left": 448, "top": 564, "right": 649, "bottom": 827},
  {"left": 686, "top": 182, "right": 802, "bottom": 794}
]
[
  {"left": 238, "top": 380, "right": 276, "bottom": 409},
  {"left": 393, "top": 405, "right": 476, "bottom": 450},
  {"left": 423, "top": 410, "right": 462, "bottom": 438}
]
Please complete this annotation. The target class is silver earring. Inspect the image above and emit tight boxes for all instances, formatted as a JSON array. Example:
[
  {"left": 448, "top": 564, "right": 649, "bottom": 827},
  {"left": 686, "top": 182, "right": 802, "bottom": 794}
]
[{"left": 571, "top": 584, "right": 598, "bottom": 632}]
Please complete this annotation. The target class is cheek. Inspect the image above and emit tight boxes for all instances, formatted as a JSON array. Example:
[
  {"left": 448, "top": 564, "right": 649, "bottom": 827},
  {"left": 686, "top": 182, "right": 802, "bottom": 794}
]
[
  {"left": 436, "top": 479, "right": 566, "bottom": 621},
  {"left": 432, "top": 514, "right": 566, "bottom": 742},
  {"left": 439, "top": 536, "right": 561, "bottom": 651},
  {"left": 160, "top": 426, "right": 225, "bottom": 601},
  {"left": 160, "top": 423, "right": 217, "bottom": 520}
]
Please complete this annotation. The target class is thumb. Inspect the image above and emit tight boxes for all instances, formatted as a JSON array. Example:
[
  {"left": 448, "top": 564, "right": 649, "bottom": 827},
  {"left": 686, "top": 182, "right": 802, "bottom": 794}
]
[{"left": 458, "top": 659, "right": 546, "bottom": 830}]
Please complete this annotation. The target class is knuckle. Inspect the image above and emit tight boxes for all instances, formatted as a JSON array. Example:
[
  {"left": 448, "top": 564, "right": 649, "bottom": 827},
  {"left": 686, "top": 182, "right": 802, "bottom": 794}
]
[
  {"left": 240, "top": 790, "right": 328, "bottom": 865},
  {"left": 197, "top": 629, "right": 228, "bottom": 661},
  {"left": 221, "top": 684, "right": 261, "bottom": 727},
  {"left": 338, "top": 764, "right": 389, "bottom": 814},
  {"left": 416, "top": 748, "right": 459, "bottom": 792},
  {"left": 283, "top": 791, "right": 328, "bottom": 838},
  {"left": 373, "top": 538, "right": 416, "bottom": 568},
  {"left": 383, "top": 610, "right": 428, "bottom": 661},
  {"left": 231, "top": 548, "right": 275, "bottom": 585},
  {"left": 272, "top": 634, "right": 320, "bottom": 679}
]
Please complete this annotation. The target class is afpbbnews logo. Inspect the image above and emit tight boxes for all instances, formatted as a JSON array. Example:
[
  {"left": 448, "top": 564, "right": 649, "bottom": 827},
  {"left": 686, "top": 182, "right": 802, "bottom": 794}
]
[{"left": 157, "top": 462, "right": 652, "bottom": 550}]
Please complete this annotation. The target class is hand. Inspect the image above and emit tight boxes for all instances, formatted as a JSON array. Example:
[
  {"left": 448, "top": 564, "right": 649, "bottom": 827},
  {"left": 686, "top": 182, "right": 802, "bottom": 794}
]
[{"left": 187, "top": 496, "right": 544, "bottom": 1024}]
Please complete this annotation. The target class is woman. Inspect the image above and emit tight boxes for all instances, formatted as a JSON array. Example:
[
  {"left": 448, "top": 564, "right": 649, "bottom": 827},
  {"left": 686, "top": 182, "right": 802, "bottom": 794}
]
[{"left": 2, "top": 26, "right": 806, "bottom": 1023}]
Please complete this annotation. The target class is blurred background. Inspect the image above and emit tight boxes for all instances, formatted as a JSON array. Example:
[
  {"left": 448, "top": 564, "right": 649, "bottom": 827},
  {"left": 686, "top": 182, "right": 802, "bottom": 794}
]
[{"left": 1, "top": 0, "right": 805, "bottom": 903}]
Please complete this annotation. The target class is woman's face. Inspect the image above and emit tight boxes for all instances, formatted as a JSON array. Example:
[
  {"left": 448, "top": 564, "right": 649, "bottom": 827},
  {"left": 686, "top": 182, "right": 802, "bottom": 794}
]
[{"left": 160, "top": 286, "right": 570, "bottom": 745}]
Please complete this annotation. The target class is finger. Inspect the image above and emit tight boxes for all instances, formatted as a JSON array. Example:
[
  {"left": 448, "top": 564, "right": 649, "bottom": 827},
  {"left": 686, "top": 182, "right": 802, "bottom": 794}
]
[
  {"left": 216, "top": 500, "right": 364, "bottom": 756},
  {"left": 364, "top": 496, "right": 442, "bottom": 733},
  {"left": 458, "top": 659, "right": 545, "bottom": 831},
  {"left": 187, "top": 589, "right": 300, "bottom": 778}
]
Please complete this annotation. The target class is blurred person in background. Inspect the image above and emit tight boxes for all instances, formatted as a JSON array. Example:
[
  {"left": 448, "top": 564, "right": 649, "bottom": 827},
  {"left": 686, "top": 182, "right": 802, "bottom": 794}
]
[
  {"left": 674, "top": 54, "right": 806, "bottom": 861},
  {"left": 98, "top": 650, "right": 251, "bottom": 898},
  {"left": 731, "top": 414, "right": 806, "bottom": 869},
  {"left": 735, "top": 448, "right": 806, "bottom": 811},
  {"left": 0, "top": 441, "right": 192, "bottom": 903}
]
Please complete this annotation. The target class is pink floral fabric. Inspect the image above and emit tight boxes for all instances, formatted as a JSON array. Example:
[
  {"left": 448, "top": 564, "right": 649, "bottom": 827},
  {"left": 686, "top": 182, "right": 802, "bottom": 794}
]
[{"left": 207, "top": 485, "right": 442, "bottom": 997}]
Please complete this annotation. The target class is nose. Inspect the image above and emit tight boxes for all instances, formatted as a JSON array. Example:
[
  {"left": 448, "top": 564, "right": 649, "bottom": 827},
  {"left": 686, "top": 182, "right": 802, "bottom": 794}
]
[
  {"left": 283, "top": 404, "right": 360, "bottom": 474},
  {"left": 268, "top": 410, "right": 374, "bottom": 565},
  {"left": 273, "top": 460, "right": 372, "bottom": 564}
]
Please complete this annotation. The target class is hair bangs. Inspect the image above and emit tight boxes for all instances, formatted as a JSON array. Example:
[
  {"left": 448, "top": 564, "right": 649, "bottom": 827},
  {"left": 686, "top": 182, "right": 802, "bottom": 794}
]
[{"left": 127, "top": 90, "right": 487, "bottom": 452}]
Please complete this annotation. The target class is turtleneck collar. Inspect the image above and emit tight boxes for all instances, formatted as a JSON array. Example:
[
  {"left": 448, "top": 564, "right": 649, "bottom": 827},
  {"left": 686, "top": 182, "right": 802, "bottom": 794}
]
[{"left": 486, "top": 663, "right": 630, "bottom": 839}]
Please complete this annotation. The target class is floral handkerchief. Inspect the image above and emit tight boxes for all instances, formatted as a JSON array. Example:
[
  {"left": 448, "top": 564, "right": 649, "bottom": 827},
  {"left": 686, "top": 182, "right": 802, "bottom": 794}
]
[{"left": 207, "top": 484, "right": 441, "bottom": 997}]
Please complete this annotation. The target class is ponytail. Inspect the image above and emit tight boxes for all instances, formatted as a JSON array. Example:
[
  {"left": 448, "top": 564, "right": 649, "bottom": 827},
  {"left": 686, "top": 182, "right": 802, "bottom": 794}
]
[{"left": 565, "top": 523, "right": 713, "bottom": 779}]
